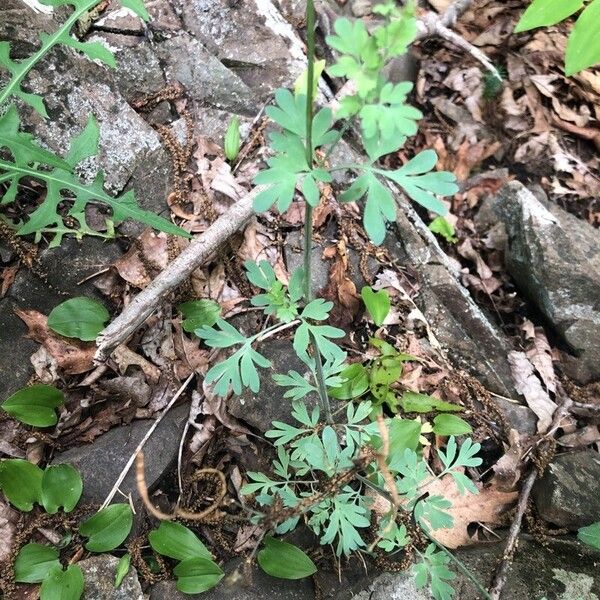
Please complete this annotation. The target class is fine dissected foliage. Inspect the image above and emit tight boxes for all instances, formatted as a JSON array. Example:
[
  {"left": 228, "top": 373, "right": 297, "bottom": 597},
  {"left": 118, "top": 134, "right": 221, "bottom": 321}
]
[
  {"left": 0, "top": 0, "right": 188, "bottom": 244},
  {"left": 253, "top": 0, "right": 458, "bottom": 245},
  {"left": 0, "top": 110, "right": 188, "bottom": 245}
]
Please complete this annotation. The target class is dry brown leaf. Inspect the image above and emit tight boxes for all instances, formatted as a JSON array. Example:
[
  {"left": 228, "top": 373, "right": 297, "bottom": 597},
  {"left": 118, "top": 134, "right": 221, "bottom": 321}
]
[
  {"left": 0, "top": 499, "right": 18, "bottom": 564},
  {"left": 508, "top": 351, "right": 556, "bottom": 433},
  {"left": 321, "top": 239, "right": 361, "bottom": 328},
  {"left": 522, "top": 323, "right": 556, "bottom": 394},
  {"left": 113, "top": 230, "right": 170, "bottom": 288},
  {"left": 423, "top": 475, "right": 518, "bottom": 548},
  {"left": 558, "top": 425, "right": 600, "bottom": 449},
  {"left": 15, "top": 309, "right": 95, "bottom": 375},
  {"left": 491, "top": 428, "right": 526, "bottom": 491},
  {"left": 111, "top": 343, "right": 161, "bottom": 383}
]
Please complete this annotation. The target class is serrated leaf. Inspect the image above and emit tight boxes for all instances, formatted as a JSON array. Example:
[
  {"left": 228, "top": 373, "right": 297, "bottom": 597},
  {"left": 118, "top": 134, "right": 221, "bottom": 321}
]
[
  {"left": 173, "top": 557, "right": 224, "bottom": 594},
  {"left": 178, "top": 300, "right": 221, "bottom": 333},
  {"left": 361, "top": 286, "right": 390, "bottom": 326},
  {"left": 565, "top": 0, "right": 600, "bottom": 75},
  {"left": 40, "top": 564, "right": 84, "bottom": 600},
  {"left": 14, "top": 543, "right": 60, "bottom": 584},
  {"left": 515, "top": 0, "right": 584, "bottom": 32},
  {"left": 47, "top": 297, "right": 109, "bottom": 341},
  {"left": 79, "top": 504, "right": 133, "bottom": 552},
  {"left": 1, "top": 384, "right": 64, "bottom": 427},
  {"left": 149, "top": 521, "right": 212, "bottom": 561},
  {"left": 257, "top": 537, "right": 317, "bottom": 579},
  {"left": 0, "top": 459, "right": 43, "bottom": 511},
  {"left": 41, "top": 464, "right": 83, "bottom": 514}
]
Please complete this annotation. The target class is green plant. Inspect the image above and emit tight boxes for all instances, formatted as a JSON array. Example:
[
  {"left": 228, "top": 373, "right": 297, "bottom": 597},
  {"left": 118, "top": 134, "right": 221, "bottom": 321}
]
[
  {"left": 224, "top": 116, "right": 241, "bottom": 162},
  {"left": 515, "top": 0, "right": 600, "bottom": 75},
  {"left": 578, "top": 522, "right": 600, "bottom": 551},
  {"left": 1, "top": 384, "right": 64, "bottom": 427},
  {"left": 2, "top": 458, "right": 134, "bottom": 600},
  {"left": 47, "top": 296, "right": 110, "bottom": 341},
  {"left": 0, "top": 1, "right": 189, "bottom": 245},
  {"left": 187, "top": 1, "right": 493, "bottom": 597}
]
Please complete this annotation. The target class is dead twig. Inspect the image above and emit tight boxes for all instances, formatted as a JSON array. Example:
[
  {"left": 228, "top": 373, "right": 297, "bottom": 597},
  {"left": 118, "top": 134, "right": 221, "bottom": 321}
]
[
  {"left": 136, "top": 451, "right": 226, "bottom": 521},
  {"left": 94, "top": 190, "right": 259, "bottom": 362},
  {"left": 487, "top": 387, "right": 573, "bottom": 599},
  {"left": 99, "top": 373, "right": 195, "bottom": 509}
]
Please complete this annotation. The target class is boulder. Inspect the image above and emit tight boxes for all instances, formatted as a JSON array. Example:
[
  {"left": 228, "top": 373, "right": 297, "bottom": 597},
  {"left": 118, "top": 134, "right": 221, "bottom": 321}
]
[
  {"left": 52, "top": 403, "right": 190, "bottom": 504},
  {"left": 80, "top": 554, "right": 144, "bottom": 600},
  {"left": 494, "top": 182, "right": 600, "bottom": 379},
  {"left": 532, "top": 450, "right": 600, "bottom": 529}
]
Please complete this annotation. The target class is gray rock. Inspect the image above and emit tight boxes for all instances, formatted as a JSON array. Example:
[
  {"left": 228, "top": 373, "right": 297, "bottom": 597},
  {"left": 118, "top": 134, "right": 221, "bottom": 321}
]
[
  {"left": 495, "top": 181, "right": 600, "bottom": 378},
  {"left": 53, "top": 403, "right": 189, "bottom": 504},
  {"left": 156, "top": 34, "right": 256, "bottom": 114},
  {"left": 228, "top": 339, "right": 319, "bottom": 432},
  {"left": 532, "top": 450, "right": 600, "bottom": 529},
  {"left": 174, "top": 0, "right": 306, "bottom": 101},
  {"left": 150, "top": 559, "right": 313, "bottom": 599},
  {"left": 385, "top": 202, "right": 519, "bottom": 402},
  {"left": 0, "top": 237, "right": 122, "bottom": 399},
  {"left": 80, "top": 554, "right": 143, "bottom": 600},
  {"left": 351, "top": 0, "right": 373, "bottom": 17}
]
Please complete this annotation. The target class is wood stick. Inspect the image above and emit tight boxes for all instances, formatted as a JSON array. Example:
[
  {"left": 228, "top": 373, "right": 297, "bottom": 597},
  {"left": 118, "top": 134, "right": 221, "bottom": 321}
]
[{"left": 95, "top": 190, "right": 258, "bottom": 362}]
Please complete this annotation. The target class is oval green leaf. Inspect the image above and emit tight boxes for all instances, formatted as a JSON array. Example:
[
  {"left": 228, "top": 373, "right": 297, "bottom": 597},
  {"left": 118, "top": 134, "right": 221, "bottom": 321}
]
[
  {"left": 257, "top": 537, "right": 317, "bottom": 580},
  {"left": 47, "top": 297, "right": 109, "bottom": 341},
  {"left": 79, "top": 504, "right": 133, "bottom": 552},
  {"left": 578, "top": 522, "right": 600, "bottom": 551},
  {"left": 1, "top": 384, "right": 64, "bottom": 427},
  {"left": 432, "top": 414, "right": 472, "bottom": 436},
  {"left": 515, "top": 0, "right": 584, "bottom": 32},
  {"left": 328, "top": 363, "right": 370, "bottom": 400},
  {"left": 41, "top": 464, "right": 83, "bottom": 514},
  {"left": 0, "top": 459, "right": 43, "bottom": 511},
  {"left": 40, "top": 564, "right": 84, "bottom": 600},
  {"left": 177, "top": 300, "right": 221, "bottom": 333},
  {"left": 14, "top": 543, "right": 60, "bottom": 584},
  {"left": 149, "top": 521, "right": 212, "bottom": 561},
  {"left": 565, "top": 0, "right": 600, "bottom": 75},
  {"left": 399, "top": 391, "right": 463, "bottom": 414},
  {"left": 361, "top": 287, "right": 391, "bottom": 327},
  {"left": 173, "top": 557, "right": 224, "bottom": 594},
  {"left": 114, "top": 553, "right": 131, "bottom": 588}
]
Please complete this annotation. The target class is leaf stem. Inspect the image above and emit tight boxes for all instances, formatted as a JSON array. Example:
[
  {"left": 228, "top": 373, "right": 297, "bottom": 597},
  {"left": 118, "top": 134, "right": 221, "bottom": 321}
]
[{"left": 302, "top": 0, "right": 333, "bottom": 425}]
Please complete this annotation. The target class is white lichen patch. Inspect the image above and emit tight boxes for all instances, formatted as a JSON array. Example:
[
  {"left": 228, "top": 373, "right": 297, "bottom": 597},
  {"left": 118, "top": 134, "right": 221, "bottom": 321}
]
[{"left": 553, "top": 568, "right": 598, "bottom": 600}]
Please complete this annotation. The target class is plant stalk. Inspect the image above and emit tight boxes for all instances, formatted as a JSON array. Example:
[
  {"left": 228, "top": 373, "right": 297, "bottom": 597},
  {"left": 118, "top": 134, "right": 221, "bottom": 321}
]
[{"left": 303, "top": 0, "right": 333, "bottom": 424}]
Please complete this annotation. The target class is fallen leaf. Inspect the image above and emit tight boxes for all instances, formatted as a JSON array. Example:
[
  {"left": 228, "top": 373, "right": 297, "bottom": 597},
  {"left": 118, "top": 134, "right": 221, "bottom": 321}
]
[
  {"left": 15, "top": 309, "right": 95, "bottom": 375},
  {"left": 491, "top": 428, "right": 526, "bottom": 491},
  {"left": 423, "top": 475, "right": 518, "bottom": 548},
  {"left": 508, "top": 351, "right": 557, "bottom": 433},
  {"left": 0, "top": 498, "right": 18, "bottom": 563},
  {"left": 522, "top": 323, "right": 556, "bottom": 393},
  {"left": 111, "top": 344, "right": 161, "bottom": 383},
  {"left": 113, "top": 230, "right": 170, "bottom": 288},
  {"left": 558, "top": 425, "right": 600, "bottom": 448}
]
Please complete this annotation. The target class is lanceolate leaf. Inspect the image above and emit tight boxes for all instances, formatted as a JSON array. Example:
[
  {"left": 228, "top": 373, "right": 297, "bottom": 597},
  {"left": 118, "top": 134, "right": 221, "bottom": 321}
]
[
  {"left": 1, "top": 384, "right": 64, "bottom": 427},
  {"left": 173, "top": 558, "right": 224, "bottom": 594},
  {"left": 79, "top": 504, "right": 133, "bottom": 552},
  {"left": 578, "top": 522, "right": 600, "bottom": 551},
  {"left": 257, "top": 537, "right": 317, "bottom": 579},
  {"left": 149, "top": 522, "right": 212, "bottom": 562},
  {"left": 565, "top": 0, "right": 600, "bottom": 75},
  {"left": 515, "top": 0, "right": 584, "bottom": 32},
  {"left": 47, "top": 297, "right": 109, "bottom": 341}
]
